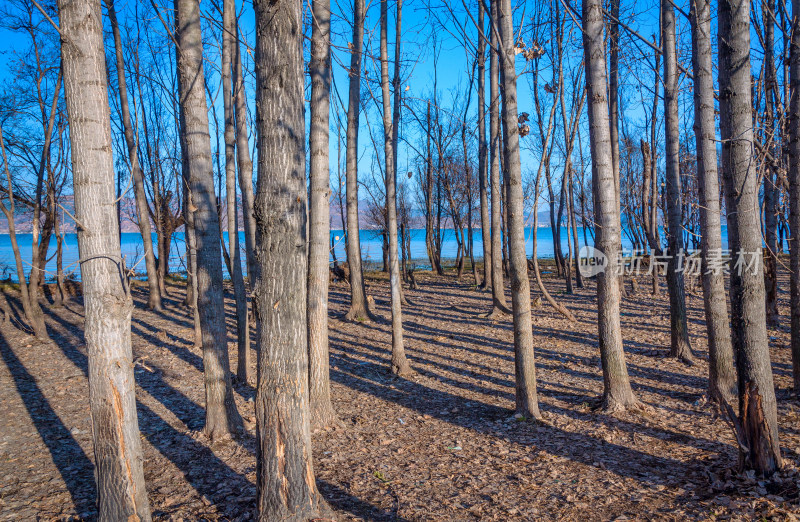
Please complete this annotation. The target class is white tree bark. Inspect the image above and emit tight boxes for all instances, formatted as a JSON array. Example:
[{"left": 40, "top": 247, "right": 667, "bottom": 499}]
[{"left": 58, "top": 0, "right": 151, "bottom": 517}]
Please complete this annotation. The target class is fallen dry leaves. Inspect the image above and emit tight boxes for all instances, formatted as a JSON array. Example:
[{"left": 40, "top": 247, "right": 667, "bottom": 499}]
[{"left": 0, "top": 267, "right": 798, "bottom": 520}]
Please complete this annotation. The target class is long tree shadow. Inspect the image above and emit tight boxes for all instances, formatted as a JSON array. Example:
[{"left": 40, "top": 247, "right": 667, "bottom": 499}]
[
  {"left": 0, "top": 329, "right": 96, "bottom": 516},
  {"left": 39, "top": 294, "right": 393, "bottom": 519},
  {"left": 328, "top": 349, "right": 705, "bottom": 490}
]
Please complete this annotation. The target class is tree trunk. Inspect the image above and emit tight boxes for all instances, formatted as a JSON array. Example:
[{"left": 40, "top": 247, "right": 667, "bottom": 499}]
[
  {"left": 29, "top": 67, "right": 61, "bottom": 306},
  {"left": 489, "top": 0, "right": 509, "bottom": 316},
  {"left": 106, "top": 0, "right": 162, "bottom": 312},
  {"left": 608, "top": 0, "right": 621, "bottom": 210},
  {"left": 569, "top": 168, "right": 583, "bottom": 288},
  {"left": 718, "top": 0, "right": 782, "bottom": 476},
  {"left": 762, "top": 0, "right": 780, "bottom": 327},
  {"left": 689, "top": 0, "right": 736, "bottom": 405},
  {"left": 54, "top": 205, "right": 66, "bottom": 306},
  {"left": 477, "top": 2, "right": 491, "bottom": 291},
  {"left": 252, "top": 0, "right": 331, "bottom": 517},
  {"left": 232, "top": 23, "right": 257, "bottom": 291},
  {"left": 175, "top": 0, "right": 243, "bottom": 440},
  {"left": 497, "top": 0, "right": 540, "bottom": 419},
  {"left": 380, "top": 0, "right": 412, "bottom": 375},
  {"left": 662, "top": 0, "right": 694, "bottom": 364},
  {"left": 308, "top": 0, "right": 339, "bottom": 430},
  {"left": 57, "top": 0, "right": 151, "bottom": 517},
  {"left": 222, "top": 0, "right": 251, "bottom": 384},
  {"left": 0, "top": 127, "right": 48, "bottom": 338},
  {"left": 582, "top": 0, "right": 638, "bottom": 412},
  {"left": 790, "top": 0, "right": 800, "bottom": 394},
  {"left": 344, "top": 0, "right": 373, "bottom": 321}
]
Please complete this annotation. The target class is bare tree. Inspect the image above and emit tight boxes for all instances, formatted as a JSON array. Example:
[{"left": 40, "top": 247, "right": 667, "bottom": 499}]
[
  {"left": 344, "top": 0, "right": 373, "bottom": 322},
  {"left": 308, "top": 0, "right": 339, "bottom": 429},
  {"left": 0, "top": 125, "right": 47, "bottom": 337},
  {"left": 58, "top": 0, "right": 151, "bottom": 517},
  {"left": 790, "top": 0, "right": 800, "bottom": 394},
  {"left": 380, "top": 0, "right": 412, "bottom": 375},
  {"left": 252, "top": 0, "right": 332, "bottom": 517},
  {"left": 222, "top": 0, "right": 250, "bottom": 384},
  {"left": 662, "top": 0, "right": 694, "bottom": 364},
  {"left": 174, "top": 0, "right": 243, "bottom": 440},
  {"left": 689, "top": 0, "right": 736, "bottom": 404},
  {"left": 105, "top": 0, "right": 162, "bottom": 312},
  {"left": 496, "top": 0, "right": 540, "bottom": 419},
  {"left": 487, "top": 0, "right": 509, "bottom": 317},
  {"left": 477, "top": 1, "right": 492, "bottom": 291},
  {"left": 232, "top": 16, "right": 257, "bottom": 289},
  {"left": 582, "top": 0, "right": 638, "bottom": 412},
  {"left": 718, "top": 0, "right": 782, "bottom": 475},
  {"left": 761, "top": 0, "right": 780, "bottom": 327}
]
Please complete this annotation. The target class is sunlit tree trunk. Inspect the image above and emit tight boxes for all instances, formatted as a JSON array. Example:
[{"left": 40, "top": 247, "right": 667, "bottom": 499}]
[
  {"left": 175, "top": 0, "right": 243, "bottom": 440},
  {"left": 662, "top": 0, "right": 694, "bottom": 363},
  {"left": 496, "top": 0, "right": 540, "bottom": 419},
  {"left": 343, "top": 0, "right": 373, "bottom": 321},
  {"left": 762, "top": 0, "right": 780, "bottom": 327},
  {"left": 488, "top": 0, "right": 508, "bottom": 316},
  {"left": 582, "top": 0, "right": 638, "bottom": 412},
  {"left": 308, "top": 0, "right": 339, "bottom": 429},
  {"left": 222, "top": 0, "right": 251, "bottom": 384},
  {"left": 689, "top": 0, "right": 736, "bottom": 404},
  {"left": 477, "top": 2, "right": 491, "bottom": 291},
  {"left": 252, "top": 0, "right": 331, "bottom": 517},
  {"left": 57, "top": 0, "right": 151, "bottom": 517},
  {"left": 0, "top": 127, "right": 48, "bottom": 337},
  {"left": 232, "top": 21, "right": 257, "bottom": 288},
  {"left": 718, "top": 0, "right": 782, "bottom": 475},
  {"left": 105, "top": 0, "right": 162, "bottom": 312},
  {"left": 380, "top": 0, "right": 412, "bottom": 375}
]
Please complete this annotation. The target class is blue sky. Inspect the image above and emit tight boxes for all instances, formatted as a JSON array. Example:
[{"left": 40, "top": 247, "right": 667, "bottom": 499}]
[{"left": 0, "top": 0, "right": 783, "bottom": 217}]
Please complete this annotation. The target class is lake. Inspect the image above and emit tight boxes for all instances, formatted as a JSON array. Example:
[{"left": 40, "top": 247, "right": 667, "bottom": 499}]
[{"left": 0, "top": 226, "right": 727, "bottom": 282}]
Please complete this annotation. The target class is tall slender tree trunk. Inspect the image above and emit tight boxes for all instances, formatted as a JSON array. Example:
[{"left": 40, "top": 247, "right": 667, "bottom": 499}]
[
  {"left": 569, "top": 168, "right": 583, "bottom": 288},
  {"left": 308, "top": 0, "right": 339, "bottom": 430},
  {"left": 182, "top": 157, "right": 202, "bottom": 346},
  {"left": 175, "top": 0, "right": 243, "bottom": 440},
  {"left": 106, "top": 0, "right": 162, "bottom": 312},
  {"left": 488, "top": 0, "right": 509, "bottom": 316},
  {"left": 582, "top": 0, "right": 638, "bottom": 412},
  {"left": 762, "top": 0, "right": 780, "bottom": 327},
  {"left": 662, "top": 0, "right": 694, "bottom": 364},
  {"left": 232, "top": 22, "right": 257, "bottom": 289},
  {"left": 344, "top": 0, "right": 373, "bottom": 322},
  {"left": 790, "top": 0, "right": 800, "bottom": 394},
  {"left": 391, "top": 7, "right": 411, "bottom": 307},
  {"left": 718, "top": 0, "right": 782, "bottom": 476},
  {"left": 608, "top": 0, "right": 627, "bottom": 298},
  {"left": 380, "top": 0, "right": 412, "bottom": 375},
  {"left": 477, "top": 2, "right": 491, "bottom": 291},
  {"left": 608, "top": 0, "right": 620, "bottom": 209},
  {"left": 252, "top": 0, "right": 331, "bottom": 517},
  {"left": 0, "top": 127, "right": 48, "bottom": 338},
  {"left": 689, "top": 0, "right": 736, "bottom": 405},
  {"left": 222, "top": 0, "right": 251, "bottom": 384},
  {"left": 496, "top": 0, "right": 540, "bottom": 419},
  {"left": 57, "top": 0, "right": 151, "bottom": 517},
  {"left": 54, "top": 204, "right": 66, "bottom": 306},
  {"left": 29, "top": 70, "right": 61, "bottom": 306}
]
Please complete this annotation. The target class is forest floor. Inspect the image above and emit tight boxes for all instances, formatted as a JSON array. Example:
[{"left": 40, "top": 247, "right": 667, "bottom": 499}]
[{"left": 1, "top": 264, "right": 800, "bottom": 521}]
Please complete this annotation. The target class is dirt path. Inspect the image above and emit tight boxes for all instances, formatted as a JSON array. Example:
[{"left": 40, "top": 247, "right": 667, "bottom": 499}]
[{"left": 0, "top": 270, "right": 798, "bottom": 520}]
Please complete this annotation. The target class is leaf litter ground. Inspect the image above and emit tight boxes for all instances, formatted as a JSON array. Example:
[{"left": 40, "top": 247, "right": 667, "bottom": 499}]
[{"left": 0, "top": 268, "right": 799, "bottom": 520}]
